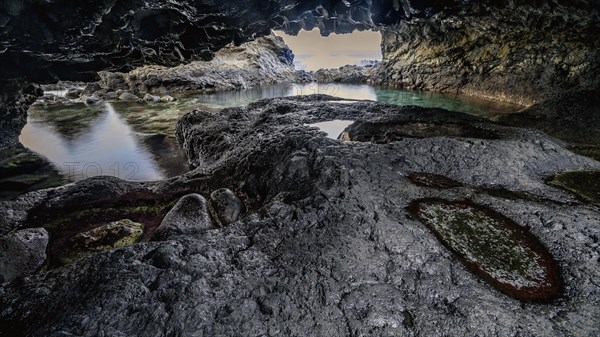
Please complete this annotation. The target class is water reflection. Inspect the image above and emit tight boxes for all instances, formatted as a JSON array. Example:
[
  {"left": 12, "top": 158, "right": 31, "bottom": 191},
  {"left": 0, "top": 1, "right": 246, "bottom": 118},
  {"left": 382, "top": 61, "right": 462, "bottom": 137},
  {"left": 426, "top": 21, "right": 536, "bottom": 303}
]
[
  {"left": 21, "top": 83, "right": 521, "bottom": 184},
  {"left": 308, "top": 120, "right": 355, "bottom": 139},
  {"left": 181, "top": 83, "right": 520, "bottom": 117},
  {"left": 180, "top": 83, "right": 377, "bottom": 110},
  {"left": 20, "top": 103, "right": 164, "bottom": 181},
  {"left": 372, "top": 87, "right": 520, "bottom": 117}
]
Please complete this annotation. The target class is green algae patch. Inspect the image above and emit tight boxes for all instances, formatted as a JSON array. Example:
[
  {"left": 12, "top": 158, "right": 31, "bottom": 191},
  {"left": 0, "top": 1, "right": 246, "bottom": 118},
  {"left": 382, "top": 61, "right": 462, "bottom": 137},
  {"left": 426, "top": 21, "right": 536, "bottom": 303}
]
[
  {"left": 24, "top": 190, "right": 191, "bottom": 267},
  {"left": 408, "top": 199, "right": 562, "bottom": 302},
  {"left": 61, "top": 219, "right": 144, "bottom": 264},
  {"left": 408, "top": 172, "right": 463, "bottom": 189},
  {"left": 547, "top": 171, "right": 600, "bottom": 205}
]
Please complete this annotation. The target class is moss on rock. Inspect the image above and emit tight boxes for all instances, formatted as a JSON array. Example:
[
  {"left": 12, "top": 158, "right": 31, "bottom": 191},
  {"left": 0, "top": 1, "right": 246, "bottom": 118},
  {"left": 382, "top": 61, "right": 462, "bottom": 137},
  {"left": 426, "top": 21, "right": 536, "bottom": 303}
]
[
  {"left": 408, "top": 199, "right": 562, "bottom": 302},
  {"left": 61, "top": 219, "right": 144, "bottom": 264}
]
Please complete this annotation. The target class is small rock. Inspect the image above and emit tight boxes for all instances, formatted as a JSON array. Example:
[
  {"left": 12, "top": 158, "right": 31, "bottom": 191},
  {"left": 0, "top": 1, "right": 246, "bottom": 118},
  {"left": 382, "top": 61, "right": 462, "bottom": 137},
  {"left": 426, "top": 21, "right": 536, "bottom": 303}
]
[
  {"left": 92, "top": 89, "right": 109, "bottom": 99},
  {"left": 81, "top": 95, "right": 102, "bottom": 105},
  {"left": 143, "top": 93, "right": 161, "bottom": 103},
  {"left": 63, "top": 219, "right": 144, "bottom": 263},
  {"left": 115, "top": 89, "right": 126, "bottom": 96},
  {"left": 0, "top": 228, "right": 49, "bottom": 283},
  {"left": 210, "top": 188, "right": 245, "bottom": 225},
  {"left": 81, "top": 82, "right": 102, "bottom": 96},
  {"left": 65, "top": 88, "right": 83, "bottom": 99},
  {"left": 153, "top": 194, "right": 214, "bottom": 240},
  {"left": 119, "top": 92, "right": 141, "bottom": 102},
  {"left": 105, "top": 91, "right": 118, "bottom": 100},
  {"left": 160, "top": 95, "right": 175, "bottom": 103}
]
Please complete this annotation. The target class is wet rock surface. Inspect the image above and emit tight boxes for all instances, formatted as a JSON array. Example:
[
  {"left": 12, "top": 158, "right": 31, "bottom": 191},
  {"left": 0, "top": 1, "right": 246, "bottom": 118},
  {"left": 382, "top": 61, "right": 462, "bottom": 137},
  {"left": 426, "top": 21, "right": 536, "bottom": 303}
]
[
  {"left": 0, "top": 144, "right": 65, "bottom": 201},
  {"left": 0, "top": 82, "right": 42, "bottom": 150},
  {"left": 498, "top": 89, "right": 600, "bottom": 148},
  {"left": 0, "top": 96, "right": 599, "bottom": 336}
]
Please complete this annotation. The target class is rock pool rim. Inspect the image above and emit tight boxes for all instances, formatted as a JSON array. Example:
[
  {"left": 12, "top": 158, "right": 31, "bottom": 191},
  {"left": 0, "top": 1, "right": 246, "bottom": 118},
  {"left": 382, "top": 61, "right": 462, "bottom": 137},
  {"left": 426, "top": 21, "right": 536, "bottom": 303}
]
[{"left": 407, "top": 198, "right": 563, "bottom": 303}]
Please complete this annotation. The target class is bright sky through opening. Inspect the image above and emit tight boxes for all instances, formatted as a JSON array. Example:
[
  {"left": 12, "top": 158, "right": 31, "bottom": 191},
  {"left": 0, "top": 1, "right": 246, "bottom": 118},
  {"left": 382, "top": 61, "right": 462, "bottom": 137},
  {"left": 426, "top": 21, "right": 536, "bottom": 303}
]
[{"left": 274, "top": 29, "right": 382, "bottom": 71}]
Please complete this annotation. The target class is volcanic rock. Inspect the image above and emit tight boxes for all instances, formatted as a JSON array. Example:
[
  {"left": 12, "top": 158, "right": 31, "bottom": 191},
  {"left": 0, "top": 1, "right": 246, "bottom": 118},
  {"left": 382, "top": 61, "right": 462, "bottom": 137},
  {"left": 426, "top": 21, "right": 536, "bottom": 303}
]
[
  {"left": 0, "top": 228, "right": 49, "bottom": 283},
  {"left": 1, "top": 96, "right": 598, "bottom": 335}
]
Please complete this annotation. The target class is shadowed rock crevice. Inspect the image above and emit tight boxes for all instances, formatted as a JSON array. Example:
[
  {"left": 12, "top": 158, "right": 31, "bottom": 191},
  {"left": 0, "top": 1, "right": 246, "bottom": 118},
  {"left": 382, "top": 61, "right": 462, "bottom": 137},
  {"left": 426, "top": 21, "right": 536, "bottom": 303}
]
[
  {"left": 340, "top": 121, "right": 501, "bottom": 142},
  {"left": 408, "top": 172, "right": 464, "bottom": 189}
]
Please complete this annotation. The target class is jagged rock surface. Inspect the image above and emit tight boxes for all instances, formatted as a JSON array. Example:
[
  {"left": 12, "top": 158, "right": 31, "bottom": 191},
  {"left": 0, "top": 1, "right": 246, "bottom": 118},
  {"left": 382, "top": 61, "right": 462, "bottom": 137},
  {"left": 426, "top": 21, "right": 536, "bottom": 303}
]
[
  {"left": 374, "top": 3, "right": 600, "bottom": 105},
  {"left": 98, "top": 34, "right": 302, "bottom": 94},
  {"left": 0, "top": 0, "right": 457, "bottom": 83},
  {"left": 498, "top": 89, "right": 600, "bottom": 145},
  {"left": 1, "top": 96, "right": 599, "bottom": 336},
  {"left": 0, "top": 228, "right": 48, "bottom": 283},
  {"left": 313, "top": 64, "right": 376, "bottom": 84},
  {"left": 0, "top": 81, "right": 42, "bottom": 149}
]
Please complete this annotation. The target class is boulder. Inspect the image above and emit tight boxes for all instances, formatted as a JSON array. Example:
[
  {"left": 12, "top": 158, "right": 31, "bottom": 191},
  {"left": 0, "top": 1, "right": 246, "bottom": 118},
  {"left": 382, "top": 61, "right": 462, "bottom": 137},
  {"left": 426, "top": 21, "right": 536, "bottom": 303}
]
[
  {"left": 0, "top": 228, "right": 49, "bottom": 283},
  {"left": 80, "top": 83, "right": 102, "bottom": 96},
  {"left": 118, "top": 92, "right": 142, "bottom": 102},
  {"left": 153, "top": 194, "right": 214, "bottom": 240},
  {"left": 160, "top": 95, "right": 175, "bottom": 103},
  {"left": 143, "top": 93, "right": 161, "bottom": 103},
  {"left": 64, "top": 88, "right": 83, "bottom": 99},
  {"left": 81, "top": 95, "right": 102, "bottom": 105},
  {"left": 210, "top": 188, "right": 245, "bottom": 225}
]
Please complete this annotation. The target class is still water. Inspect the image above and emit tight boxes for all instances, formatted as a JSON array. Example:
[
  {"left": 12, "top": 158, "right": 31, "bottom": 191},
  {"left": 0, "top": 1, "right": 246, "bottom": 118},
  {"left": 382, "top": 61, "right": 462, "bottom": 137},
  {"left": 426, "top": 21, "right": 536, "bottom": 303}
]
[
  {"left": 19, "top": 83, "right": 522, "bottom": 183},
  {"left": 20, "top": 103, "right": 165, "bottom": 181},
  {"left": 184, "top": 83, "right": 521, "bottom": 117}
]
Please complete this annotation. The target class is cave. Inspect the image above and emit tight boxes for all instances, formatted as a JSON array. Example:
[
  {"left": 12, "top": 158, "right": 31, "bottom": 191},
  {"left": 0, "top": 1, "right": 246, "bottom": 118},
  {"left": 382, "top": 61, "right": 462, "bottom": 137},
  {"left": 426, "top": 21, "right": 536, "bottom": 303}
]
[{"left": 0, "top": 1, "right": 599, "bottom": 336}]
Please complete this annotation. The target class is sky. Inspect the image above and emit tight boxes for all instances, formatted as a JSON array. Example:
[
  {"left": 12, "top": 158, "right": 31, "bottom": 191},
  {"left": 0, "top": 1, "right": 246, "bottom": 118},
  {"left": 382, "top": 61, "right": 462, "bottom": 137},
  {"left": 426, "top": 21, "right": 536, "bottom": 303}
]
[{"left": 274, "top": 29, "right": 382, "bottom": 71}]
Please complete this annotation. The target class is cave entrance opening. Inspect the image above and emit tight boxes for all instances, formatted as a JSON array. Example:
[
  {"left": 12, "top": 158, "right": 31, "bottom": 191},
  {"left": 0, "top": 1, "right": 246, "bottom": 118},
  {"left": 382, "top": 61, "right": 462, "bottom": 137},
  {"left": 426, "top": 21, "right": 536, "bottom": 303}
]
[{"left": 274, "top": 28, "right": 382, "bottom": 71}]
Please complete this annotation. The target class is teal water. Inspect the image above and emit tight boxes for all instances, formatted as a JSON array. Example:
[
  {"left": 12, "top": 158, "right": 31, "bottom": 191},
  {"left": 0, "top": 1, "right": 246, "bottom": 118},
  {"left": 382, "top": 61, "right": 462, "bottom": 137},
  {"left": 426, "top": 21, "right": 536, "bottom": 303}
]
[{"left": 181, "top": 83, "right": 522, "bottom": 117}]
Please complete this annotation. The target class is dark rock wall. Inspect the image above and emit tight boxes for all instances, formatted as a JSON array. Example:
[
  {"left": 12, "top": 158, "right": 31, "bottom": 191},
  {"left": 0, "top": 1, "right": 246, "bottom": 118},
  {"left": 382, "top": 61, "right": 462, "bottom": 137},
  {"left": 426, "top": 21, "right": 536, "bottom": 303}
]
[
  {"left": 374, "top": 2, "right": 600, "bottom": 105},
  {"left": 0, "top": 0, "right": 447, "bottom": 83},
  {"left": 7, "top": 0, "right": 587, "bottom": 83},
  {"left": 0, "top": 81, "right": 42, "bottom": 149}
]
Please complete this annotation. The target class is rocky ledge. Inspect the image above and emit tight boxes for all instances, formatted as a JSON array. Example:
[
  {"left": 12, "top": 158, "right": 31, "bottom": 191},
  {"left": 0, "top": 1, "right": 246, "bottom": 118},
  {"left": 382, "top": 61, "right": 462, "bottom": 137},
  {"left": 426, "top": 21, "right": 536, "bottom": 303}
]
[
  {"left": 97, "top": 33, "right": 306, "bottom": 95},
  {"left": 312, "top": 64, "right": 377, "bottom": 84},
  {"left": 498, "top": 89, "right": 600, "bottom": 161},
  {"left": 0, "top": 96, "right": 599, "bottom": 336}
]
